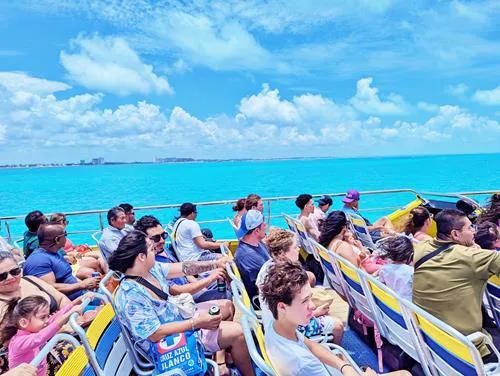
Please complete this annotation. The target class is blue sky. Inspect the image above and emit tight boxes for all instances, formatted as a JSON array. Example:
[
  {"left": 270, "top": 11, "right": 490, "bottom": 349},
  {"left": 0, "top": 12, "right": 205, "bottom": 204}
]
[{"left": 1, "top": 0, "right": 500, "bottom": 163}]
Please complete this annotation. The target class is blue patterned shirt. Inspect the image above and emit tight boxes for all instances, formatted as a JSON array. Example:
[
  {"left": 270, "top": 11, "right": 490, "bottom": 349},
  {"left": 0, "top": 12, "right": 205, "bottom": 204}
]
[{"left": 114, "top": 263, "right": 182, "bottom": 352}]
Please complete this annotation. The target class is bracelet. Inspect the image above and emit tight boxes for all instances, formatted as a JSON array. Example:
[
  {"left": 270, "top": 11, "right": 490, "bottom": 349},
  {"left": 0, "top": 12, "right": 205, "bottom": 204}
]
[
  {"left": 340, "top": 364, "right": 353, "bottom": 374},
  {"left": 217, "top": 362, "right": 226, "bottom": 366},
  {"left": 190, "top": 318, "right": 195, "bottom": 331}
]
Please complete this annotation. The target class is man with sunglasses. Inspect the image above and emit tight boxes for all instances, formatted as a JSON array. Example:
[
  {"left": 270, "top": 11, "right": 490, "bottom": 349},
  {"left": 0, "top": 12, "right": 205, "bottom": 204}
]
[
  {"left": 135, "top": 216, "right": 231, "bottom": 303},
  {"left": 23, "top": 224, "right": 100, "bottom": 300}
]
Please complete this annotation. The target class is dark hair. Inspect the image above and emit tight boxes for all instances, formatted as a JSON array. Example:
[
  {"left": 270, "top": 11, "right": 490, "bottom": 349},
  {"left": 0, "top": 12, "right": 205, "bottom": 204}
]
[
  {"left": 379, "top": 236, "right": 414, "bottom": 263},
  {"left": 477, "top": 207, "right": 500, "bottom": 226},
  {"left": 108, "top": 230, "right": 148, "bottom": 273},
  {"left": 232, "top": 198, "right": 246, "bottom": 212},
  {"left": 319, "top": 211, "right": 348, "bottom": 248},
  {"left": 24, "top": 211, "right": 46, "bottom": 232},
  {"left": 295, "top": 194, "right": 313, "bottom": 210},
  {"left": 119, "top": 203, "right": 134, "bottom": 214},
  {"left": 180, "top": 203, "right": 196, "bottom": 217},
  {"left": 0, "top": 296, "right": 49, "bottom": 344},
  {"left": 435, "top": 209, "right": 468, "bottom": 240},
  {"left": 260, "top": 261, "right": 309, "bottom": 320},
  {"left": 404, "top": 207, "right": 431, "bottom": 235},
  {"left": 265, "top": 227, "right": 295, "bottom": 260},
  {"left": 474, "top": 222, "right": 500, "bottom": 250},
  {"left": 107, "top": 207, "right": 125, "bottom": 225},
  {"left": 245, "top": 194, "right": 261, "bottom": 211},
  {"left": 134, "top": 215, "right": 161, "bottom": 233},
  {"left": 488, "top": 194, "right": 500, "bottom": 210}
]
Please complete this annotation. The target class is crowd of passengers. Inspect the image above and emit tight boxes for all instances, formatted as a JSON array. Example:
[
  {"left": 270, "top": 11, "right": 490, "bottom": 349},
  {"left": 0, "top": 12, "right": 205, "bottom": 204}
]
[{"left": 0, "top": 192, "right": 500, "bottom": 376}]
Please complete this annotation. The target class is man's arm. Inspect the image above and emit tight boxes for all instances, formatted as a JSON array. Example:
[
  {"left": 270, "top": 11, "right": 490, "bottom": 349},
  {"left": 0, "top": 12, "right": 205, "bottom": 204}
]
[
  {"left": 168, "top": 269, "right": 224, "bottom": 296},
  {"left": 193, "top": 236, "right": 223, "bottom": 250},
  {"left": 166, "top": 258, "right": 229, "bottom": 278},
  {"left": 38, "top": 272, "right": 84, "bottom": 294},
  {"left": 303, "top": 337, "right": 358, "bottom": 375}
]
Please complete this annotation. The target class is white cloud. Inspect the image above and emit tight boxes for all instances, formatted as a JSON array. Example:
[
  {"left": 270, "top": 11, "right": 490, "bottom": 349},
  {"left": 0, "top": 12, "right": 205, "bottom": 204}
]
[
  {"left": 418, "top": 102, "right": 439, "bottom": 112},
  {"left": 473, "top": 86, "right": 500, "bottom": 106},
  {"left": 60, "top": 35, "right": 173, "bottom": 96},
  {"left": 238, "top": 84, "right": 300, "bottom": 124},
  {"left": 447, "top": 83, "right": 469, "bottom": 97},
  {"left": 238, "top": 83, "right": 356, "bottom": 127},
  {"left": 1, "top": 72, "right": 500, "bottom": 161},
  {"left": 349, "top": 78, "right": 408, "bottom": 115},
  {"left": 0, "top": 72, "right": 70, "bottom": 95}
]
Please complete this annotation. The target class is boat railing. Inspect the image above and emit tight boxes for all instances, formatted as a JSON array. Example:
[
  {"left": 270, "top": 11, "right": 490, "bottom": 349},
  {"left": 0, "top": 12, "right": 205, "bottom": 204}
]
[{"left": 0, "top": 188, "right": 491, "bottom": 244}]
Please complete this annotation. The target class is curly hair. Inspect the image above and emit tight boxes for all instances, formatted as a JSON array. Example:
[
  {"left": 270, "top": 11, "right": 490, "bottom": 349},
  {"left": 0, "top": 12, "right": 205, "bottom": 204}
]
[
  {"left": 260, "top": 261, "right": 309, "bottom": 320},
  {"left": 134, "top": 215, "right": 161, "bottom": 233},
  {"left": 318, "top": 211, "right": 347, "bottom": 248},
  {"left": 474, "top": 221, "right": 500, "bottom": 250},
  {"left": 476, "top": 207, "right": 500, "bottom": 226},
  {"left": 265, "top": 227, "right": 295, "bottom": 260},
  {"left": 404, "top": 207, "right": 431, "bottom": 235}
]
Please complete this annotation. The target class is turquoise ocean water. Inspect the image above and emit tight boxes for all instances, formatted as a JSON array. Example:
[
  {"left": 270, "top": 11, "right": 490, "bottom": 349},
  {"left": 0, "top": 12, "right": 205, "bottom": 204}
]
[{"left": 1, "top": 153, "right": 499, "bottom": 243}]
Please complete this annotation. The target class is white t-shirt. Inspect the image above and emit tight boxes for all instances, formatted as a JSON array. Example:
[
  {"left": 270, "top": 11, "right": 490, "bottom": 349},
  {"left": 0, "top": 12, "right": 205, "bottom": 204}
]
[
  {"left": 265, "top": 321, "right": 341, "bottom": 376},
  {"left": 378, "top": 263, "right": 414, "bottom": 302},
  {"left": 173, "top": 218, "right": 204, "bottom": 261},
  {"left": 256, "top": 259, "right": 275, "bottom": 326}
]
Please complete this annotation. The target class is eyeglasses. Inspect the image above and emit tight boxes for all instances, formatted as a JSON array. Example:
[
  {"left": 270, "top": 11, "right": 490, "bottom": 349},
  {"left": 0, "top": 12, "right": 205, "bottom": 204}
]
[
  {"left": 149, "top": 232, "right": 168, "bottom": 243},
  {"left": 0, "top": 267, "right": 21, "bottom": 281},
  {"left": 54, "top": 232, "right": 68, "bottom": 241}
]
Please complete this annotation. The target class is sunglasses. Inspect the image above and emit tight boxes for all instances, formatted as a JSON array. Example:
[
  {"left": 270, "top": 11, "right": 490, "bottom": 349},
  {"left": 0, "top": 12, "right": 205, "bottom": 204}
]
[
  {"left": 149, "top": 232, "right": 168, "bottom": 243},
  {"left": 0, "top": 267, "right": 21, "bottom": 281},
  {"left": 53, "top": 232, "right": 68, "bottom": 242}
]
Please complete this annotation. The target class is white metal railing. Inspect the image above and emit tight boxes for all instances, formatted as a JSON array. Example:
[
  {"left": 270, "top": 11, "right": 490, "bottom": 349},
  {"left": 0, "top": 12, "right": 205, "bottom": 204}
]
[{"left": 0, "top": 188, "right": 492, "bottom": 244}]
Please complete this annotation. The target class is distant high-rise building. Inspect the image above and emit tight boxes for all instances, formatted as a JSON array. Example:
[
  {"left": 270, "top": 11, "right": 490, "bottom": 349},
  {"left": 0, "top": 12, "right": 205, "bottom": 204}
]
[{"left": 91, "top": 157, "right": 104, "bottom": 165}]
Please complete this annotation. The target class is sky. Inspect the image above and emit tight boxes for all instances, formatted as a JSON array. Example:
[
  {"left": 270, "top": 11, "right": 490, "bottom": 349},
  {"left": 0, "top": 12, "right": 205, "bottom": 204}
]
[{"left": 1, "top": 0, "right": 500, "bottom": 163}]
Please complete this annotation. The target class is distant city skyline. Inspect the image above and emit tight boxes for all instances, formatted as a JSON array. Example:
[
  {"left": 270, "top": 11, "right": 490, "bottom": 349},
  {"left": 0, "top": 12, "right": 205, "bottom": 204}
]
[{"left": 1, "top": 1, "right": 500, "bottom": 164}]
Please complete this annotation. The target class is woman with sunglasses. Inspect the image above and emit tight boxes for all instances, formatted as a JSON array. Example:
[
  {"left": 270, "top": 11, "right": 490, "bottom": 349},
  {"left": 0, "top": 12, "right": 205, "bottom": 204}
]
[{"left": 0, "top": 251, "right": 71, "bottom": 374}]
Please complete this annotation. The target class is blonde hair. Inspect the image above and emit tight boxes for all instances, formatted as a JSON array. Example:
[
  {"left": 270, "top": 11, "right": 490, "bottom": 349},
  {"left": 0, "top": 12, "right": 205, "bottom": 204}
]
[{"left": 265, "top": 227, "right": 294, "bottom": 260}]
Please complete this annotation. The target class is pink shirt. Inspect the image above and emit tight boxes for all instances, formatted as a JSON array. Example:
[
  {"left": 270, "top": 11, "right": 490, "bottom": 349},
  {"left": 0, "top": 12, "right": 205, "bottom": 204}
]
[{"left": 8, "top": 304, "right": 73, "bottom": 376}]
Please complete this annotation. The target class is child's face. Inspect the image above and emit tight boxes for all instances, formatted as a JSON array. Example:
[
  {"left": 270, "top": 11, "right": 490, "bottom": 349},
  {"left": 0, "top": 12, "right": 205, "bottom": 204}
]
[
  {"left": 280, "top": 283, "right": 315, "bottom": 327},
  {"left": 20, "top": 305, "right": 50, "bottom": 333}
]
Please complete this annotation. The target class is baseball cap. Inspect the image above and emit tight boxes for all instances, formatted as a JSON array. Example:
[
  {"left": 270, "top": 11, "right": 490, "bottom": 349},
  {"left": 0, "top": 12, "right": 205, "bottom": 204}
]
[
  {"left": 316, "top": 195, "right": 333, "bottom": 206},
  {"left": 236, "top": 210, "right": 264, "bottom": 239},
  {"left": 342, "top": 189, "right": 360, "bottom": 204}
]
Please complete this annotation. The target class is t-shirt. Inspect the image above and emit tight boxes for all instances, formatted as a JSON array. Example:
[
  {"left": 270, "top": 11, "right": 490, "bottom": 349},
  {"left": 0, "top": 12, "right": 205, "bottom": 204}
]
[
  {"left": 413, "top": 239, "right": 500, "bottom": 357},
  {"left": 234, "top": 241, "right": 270, "bottom": 300},
  {"left": 256, "top": 260, "right": 275, "bottom": 326},
  {"left": 378, "top": 263, "right": 414, "bottom": 302},
  {"left": 99, "top": 226, "right": 128, "bottom": 260},
  {"left": 173, "top": 218, "right": 205, "bottom": 261},
  {"left": 341, "top": 206, "right": 372, "bottom": 226},
  {"left": 23, "top": 248, "right": 83, "bottom": 300},
  {"left": 265, "top": 321, "right": 341, "bottom": 376},
  {"left": 23, "top": 231, "right": 39, "bottom": 258},
  {"left": 311, "top": 207, "right": 326, "bottom": 228}
]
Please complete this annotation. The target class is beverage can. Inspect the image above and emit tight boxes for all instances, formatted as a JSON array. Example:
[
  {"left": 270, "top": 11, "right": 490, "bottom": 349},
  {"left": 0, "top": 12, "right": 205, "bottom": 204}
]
[
  {"left": 217, "top": 278, "right": 226, "bottom": 293},
  {"left": 208, "top": 305, "right": 220, "bottom": 316}
]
